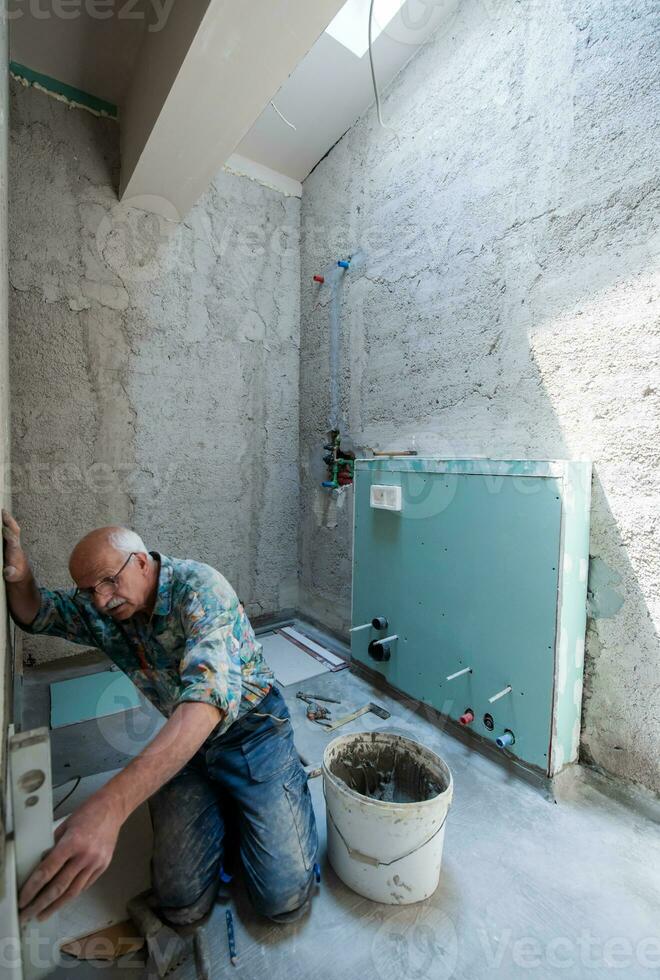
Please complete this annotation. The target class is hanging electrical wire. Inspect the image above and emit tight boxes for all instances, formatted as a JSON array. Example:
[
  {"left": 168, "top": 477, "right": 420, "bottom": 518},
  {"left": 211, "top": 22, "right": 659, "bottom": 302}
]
[
  {"left": 54, "top": 776, "right": 82, "bottom": 813},
  {"left": 270, "top": 101, "right": 297, "bottom": 131},
  {"left": 368, "top": 0, "right": 386, "bottom": 129}
]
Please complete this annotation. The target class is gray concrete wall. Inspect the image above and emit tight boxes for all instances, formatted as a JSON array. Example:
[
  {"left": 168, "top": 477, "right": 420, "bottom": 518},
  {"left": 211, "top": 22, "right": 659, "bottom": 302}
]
[
  {"left": 299, "top": 0, "right": 659, "bottom": 792},
  {"left": 9, "top": 78, "right": 300, "bottom": 663},
  {"left": 1, "top": 9, "right": 12, "bottom": 823}
]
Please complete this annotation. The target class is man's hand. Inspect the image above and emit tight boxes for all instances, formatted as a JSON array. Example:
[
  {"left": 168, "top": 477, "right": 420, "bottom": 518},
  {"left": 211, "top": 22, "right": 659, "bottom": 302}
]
[
  {"left": 2, "top": 510, "right": 30, "bottom": 583},
  {"left": 2, "top": 509, "right": 42, "bottom": 625},
  {"left": 18, "top": 703, "right": 220, "bottom": 922},
  {"left": 19, "top": 791, "right": 123, "bottom": 922}
]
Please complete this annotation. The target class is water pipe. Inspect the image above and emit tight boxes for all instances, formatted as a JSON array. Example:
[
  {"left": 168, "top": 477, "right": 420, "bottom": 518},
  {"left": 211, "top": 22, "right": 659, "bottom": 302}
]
[
  {"left": 327, "top": 252, "right": 362, "bottom": 434},
  {"left": 446, "top": 667, "right": 472, "bottom": 681},
  {"left": 350, "top": 616, "right": 388, "bottom": 633},
  {"left": 322, "top": 251, "right": 363, "bottom": 487},
  {"left": 321, "top": 431, "right": 355, "bottom": 489},
  {"left": 459, "top": 709, "right": 475, "bottom": 726},
  {"left": 369, "top": 635, "right": 397, "bottom": 662},
  {"left": 488, "top": 685, "right": 512, "bottom": 704},
  {"left": 329, "top": 269, "right": 342, "bottom": 430},
  {"left": 368, "top": 642, "right": 390, "bottom": 663},
  {"left": 495, "top": 730, "right": 515, "bottom": 749}
]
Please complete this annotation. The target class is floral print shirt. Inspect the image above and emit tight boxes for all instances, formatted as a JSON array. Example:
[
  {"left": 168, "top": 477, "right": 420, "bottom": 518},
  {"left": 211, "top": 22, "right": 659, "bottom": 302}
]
[{"left": 22, "top": 553, "right": 274, "bottom": 735}]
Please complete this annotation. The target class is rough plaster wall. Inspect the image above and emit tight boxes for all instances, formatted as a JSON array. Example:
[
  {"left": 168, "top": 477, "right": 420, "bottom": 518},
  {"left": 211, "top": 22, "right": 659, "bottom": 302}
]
[
  {"left": 299, "top": 0, "right": 659, "bottom": 791},
  {"left": 9, "top": 79, "right": 300, "bottom": 663},
  {"left": 0, "top": 16, "right": 11, "bottom": 802}
]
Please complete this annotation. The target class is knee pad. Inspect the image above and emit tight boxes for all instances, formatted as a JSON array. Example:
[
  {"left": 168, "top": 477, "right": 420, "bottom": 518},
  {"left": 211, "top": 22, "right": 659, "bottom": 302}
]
[
  {"left": 266, "top": 895, "right": 312, "bottom": 924},
  {"left": 254, "top": 870, "right": 315, "bottom": 923},
  {"left": 159, "top": 879, "right": 218, "bottom": 927}
]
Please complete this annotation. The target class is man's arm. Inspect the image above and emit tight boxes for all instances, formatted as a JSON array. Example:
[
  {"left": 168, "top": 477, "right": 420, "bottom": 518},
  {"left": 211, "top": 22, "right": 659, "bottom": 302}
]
[
  {"left": 2, "top": 510, "right": 42, "bottom": 625},
  {"left": 3, "top": 511, "right": 98, "bottom": 647},
  {"left": 19, "top": 700, "right": 223, "bottom": 922}
]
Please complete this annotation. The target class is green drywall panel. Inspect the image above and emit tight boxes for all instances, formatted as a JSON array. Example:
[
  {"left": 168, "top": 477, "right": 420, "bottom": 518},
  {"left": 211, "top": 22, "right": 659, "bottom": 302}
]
[
  {"left": 50, "top": 671, "right": 141, "bottom": 728},
  {"left": 352, "top": 459, "right": 590, "bottom": 775}
]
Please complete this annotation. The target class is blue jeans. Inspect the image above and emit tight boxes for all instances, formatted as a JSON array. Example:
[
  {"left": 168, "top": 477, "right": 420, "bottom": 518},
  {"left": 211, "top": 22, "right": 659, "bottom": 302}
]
[{"left": 148, "top": 687, "right": 318, "bottom": 925}]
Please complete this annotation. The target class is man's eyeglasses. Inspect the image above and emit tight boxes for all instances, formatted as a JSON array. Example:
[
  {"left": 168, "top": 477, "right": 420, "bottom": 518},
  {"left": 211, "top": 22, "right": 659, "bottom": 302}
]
[{"left": 74, "top": 553, "right": 136, "bottom": 599}]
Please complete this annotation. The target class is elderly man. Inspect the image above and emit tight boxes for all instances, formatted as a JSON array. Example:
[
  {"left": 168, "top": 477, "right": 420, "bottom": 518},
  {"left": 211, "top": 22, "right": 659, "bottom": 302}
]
[{"left": 2, "top": 511, "right": 318, "bottom": 928}]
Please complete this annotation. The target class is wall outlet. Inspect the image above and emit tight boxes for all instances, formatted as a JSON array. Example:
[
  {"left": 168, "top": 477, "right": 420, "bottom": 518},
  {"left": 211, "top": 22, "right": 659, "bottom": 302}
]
[{"left": 370, "top": 484, "right": 402, "bottom": 511}]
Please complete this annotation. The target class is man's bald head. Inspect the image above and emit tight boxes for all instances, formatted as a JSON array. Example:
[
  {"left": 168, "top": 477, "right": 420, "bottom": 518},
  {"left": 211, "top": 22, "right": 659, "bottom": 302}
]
[
  {"left": 69, "top": 527, "right": 148, "bottom": 581},
  {"left": 69, "top": 526, "right": 157, "bottom": 621}
]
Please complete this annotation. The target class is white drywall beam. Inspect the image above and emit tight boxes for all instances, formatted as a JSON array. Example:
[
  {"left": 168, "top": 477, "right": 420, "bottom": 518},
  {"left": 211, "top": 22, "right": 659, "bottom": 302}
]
[{"left": 120, "top": 0, "right": 345, "bottom": 218}]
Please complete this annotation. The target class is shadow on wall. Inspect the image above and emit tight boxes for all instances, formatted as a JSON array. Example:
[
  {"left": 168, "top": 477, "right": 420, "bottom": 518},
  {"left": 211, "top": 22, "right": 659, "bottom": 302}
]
[
  {"left": 297, "top": 0, "right": 659, "bottom": 793},
  {"left": 300, "top": 248, "right": 660, "bottom": 794},
  {"left": 524, "top": 270, "right": 659, "bottom": 792},
  {"left": 582, "top": 474, "right": 659, "bottom": 779}
]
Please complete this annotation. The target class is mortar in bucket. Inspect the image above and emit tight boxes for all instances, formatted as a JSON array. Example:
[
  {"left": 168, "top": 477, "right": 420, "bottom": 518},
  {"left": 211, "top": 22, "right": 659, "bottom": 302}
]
[{"left": 323, "top": 731, "right": 453, "bottom": 904}]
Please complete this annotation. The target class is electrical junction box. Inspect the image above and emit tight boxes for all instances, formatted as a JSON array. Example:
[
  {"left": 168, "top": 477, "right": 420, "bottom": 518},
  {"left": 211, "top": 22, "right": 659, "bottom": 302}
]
[
  {"left": 370, "top": 484, "right": 402, "bottom": 512},
  {"left": 351, "top": 458, "right": 592, "bottom": 778}
]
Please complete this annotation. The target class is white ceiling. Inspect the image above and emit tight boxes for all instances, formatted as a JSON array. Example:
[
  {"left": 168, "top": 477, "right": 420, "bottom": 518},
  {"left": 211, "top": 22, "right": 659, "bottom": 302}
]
[{"left": 235, "top": 0, "right": 459, "bottom": 184}]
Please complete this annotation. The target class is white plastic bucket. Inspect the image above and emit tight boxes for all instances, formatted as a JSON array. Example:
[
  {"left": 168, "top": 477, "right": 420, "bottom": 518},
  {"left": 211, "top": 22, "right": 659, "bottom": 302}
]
[{"left": 323, "top": 732, "right": 453, "bottom": 905}]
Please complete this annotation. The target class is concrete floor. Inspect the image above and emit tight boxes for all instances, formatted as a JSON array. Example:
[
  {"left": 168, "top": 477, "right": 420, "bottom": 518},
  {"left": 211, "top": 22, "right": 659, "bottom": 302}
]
[{"left": 23, "top": 631, "right": 660, "bottom": 980}]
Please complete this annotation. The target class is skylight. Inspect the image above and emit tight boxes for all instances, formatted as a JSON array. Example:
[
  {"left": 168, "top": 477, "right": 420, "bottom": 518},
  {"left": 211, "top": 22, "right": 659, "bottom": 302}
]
[{"left": 325, "top": 0, "right": 407, "bottom": 58}]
